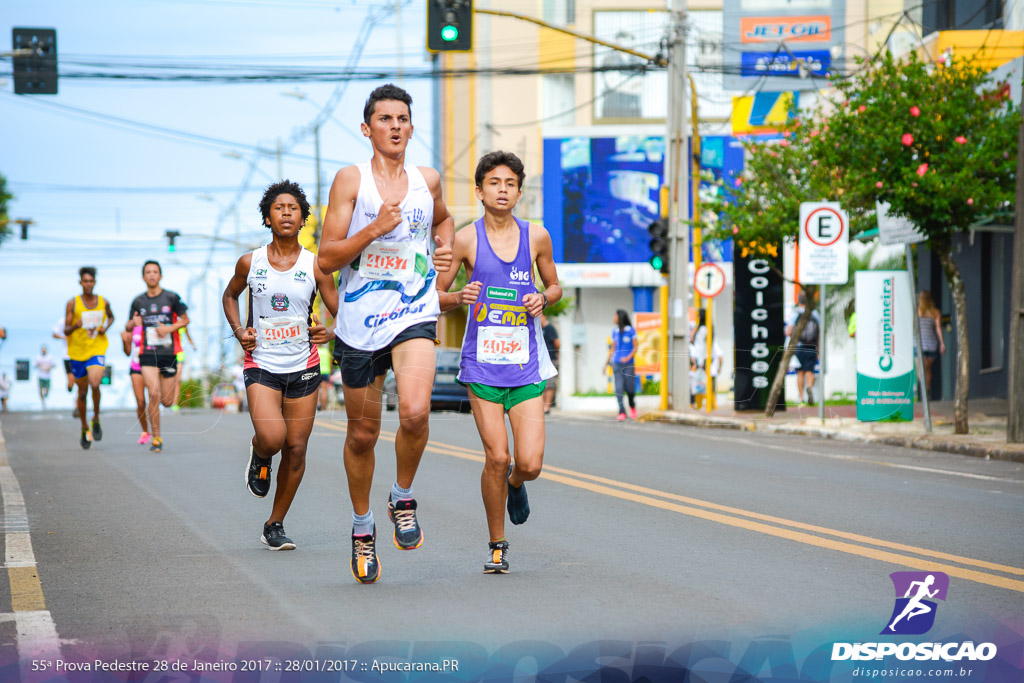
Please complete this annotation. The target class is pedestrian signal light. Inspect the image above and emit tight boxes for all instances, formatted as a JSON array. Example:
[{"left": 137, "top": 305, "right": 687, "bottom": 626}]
[
  {"left": 427, "top": 0, "right": 473, "bottom": 52},
  {"left": 648, "top": 219, "right": 670, "bottom": 274},
  {"left": 165, "top": 229, "right": 180, "bottom": 252},
  {"left": 101, "top": 366, "right": 112, "bottom": 386}
]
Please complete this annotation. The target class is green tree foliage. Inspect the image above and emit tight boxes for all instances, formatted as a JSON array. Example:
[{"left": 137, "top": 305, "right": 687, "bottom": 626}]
[
  {"left": 0, "top": 174, "right": 13, "bottom": 246},
  {"left": 701, "top": 51, "right": 1020, "bottom": 430}
]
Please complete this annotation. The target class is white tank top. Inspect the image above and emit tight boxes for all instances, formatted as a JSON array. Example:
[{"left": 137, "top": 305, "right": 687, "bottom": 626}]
[
  {"left": 333, "top": 161, "right": 439, "bottom": 350},
  {"left": 244, "top": 246, "right": 319, "bottom": 375}
]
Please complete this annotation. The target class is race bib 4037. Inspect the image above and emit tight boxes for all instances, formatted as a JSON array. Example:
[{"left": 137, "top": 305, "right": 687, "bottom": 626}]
[{"left": 361, "top": 241, "right": 415, "bottom": 282}]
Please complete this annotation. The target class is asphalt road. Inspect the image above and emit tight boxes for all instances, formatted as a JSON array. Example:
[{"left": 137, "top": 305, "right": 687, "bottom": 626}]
[{"left": 0, "top": 407, "right": 1021, "bottom": 681}]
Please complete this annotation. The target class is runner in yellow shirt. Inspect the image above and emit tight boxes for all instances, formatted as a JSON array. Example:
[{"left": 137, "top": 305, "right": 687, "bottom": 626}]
[{"left": 64, "top": 266, "right": 115, "bottom": 449}]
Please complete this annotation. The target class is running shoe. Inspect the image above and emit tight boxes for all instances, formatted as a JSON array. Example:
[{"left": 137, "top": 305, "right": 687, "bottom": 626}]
[
  {"left": 483, "top": 540, "right": 510, "bottom": 574},
  {"left": 171, "top": 404, "right": 180, "bottom": 412},
  {"left": 261, "top": 521, "right": 296, "bottom": 551},
  {"left": 351, "top": 527, "right": 380, "bottom": 584},
  {"left": 137, "top": 432, "right": 151, "bottom": 445},
  {"left": 149, "top": 438, "right": 162, "bottom": 453},
  {"left": 506, "top": 463, "right": 530, "bottom": 525},
  {"left": 616, "top": 412, "right": 626, "bottom": 421},
  {"left": 91, "top": 419, "right": 103, "bottom": 441},
  {"left": 387, "top": 495, "right": 423, "bottom": 550},
  {"left": 245, "top": 445, "right": 272, "bottom": 498},
  {"left": 629, "top": 407, "right": 638, "bottom": 420},
  {"left": 79, "top": 429, "right": 92, "bottom": 450}
]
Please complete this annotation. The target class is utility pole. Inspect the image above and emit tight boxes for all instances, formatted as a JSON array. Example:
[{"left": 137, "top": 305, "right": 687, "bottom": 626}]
[
  {"left": 665, "top": 0, "right": 691, "bottom": 411},
  {"left": 1008, "top": 119, "right": 1024, "bottom": 442},
  {"left": 314, "top": 123, "right": 323, "bottom": 242}
]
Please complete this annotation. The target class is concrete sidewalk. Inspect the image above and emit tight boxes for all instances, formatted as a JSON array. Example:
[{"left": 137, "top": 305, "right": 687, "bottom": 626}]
[{"left": 648, "top": 398, "right": 1024, "bottom": 463}]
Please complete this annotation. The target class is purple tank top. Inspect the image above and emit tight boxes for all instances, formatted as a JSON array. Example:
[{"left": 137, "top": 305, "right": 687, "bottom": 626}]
[{"left": 458, "top": 216, "right": 554, "bottom": 387}]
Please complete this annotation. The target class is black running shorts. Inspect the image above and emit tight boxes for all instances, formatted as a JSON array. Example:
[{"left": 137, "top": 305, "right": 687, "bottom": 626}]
[
  {"left": 243, "top": 367, "right": 321, "bottom": 399},
  {"left": 334, "top": 321, "right": 437, "bottom": 389},
  {"left": 139, "top": 352, "right": 178, "bottom": 378}
]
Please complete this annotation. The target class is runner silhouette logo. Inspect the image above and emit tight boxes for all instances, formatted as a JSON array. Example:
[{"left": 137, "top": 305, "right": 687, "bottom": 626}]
[{"left": 882, "top": 571, "right": 949, "bottom": 635}]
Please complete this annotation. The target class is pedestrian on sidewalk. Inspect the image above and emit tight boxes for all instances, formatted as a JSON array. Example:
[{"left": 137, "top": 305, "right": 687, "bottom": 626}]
[
  {"left": 607, "top": 309, "right": 638, "bottom": 420},
  {"left": 540, "top": 312, "right": 559, "bottom": 414},
  {"left": 785, "top": 291, "right": 820, "bottom": 406},
  {"left": 918, "top": 290, "right": 945, "bottom": 394}
]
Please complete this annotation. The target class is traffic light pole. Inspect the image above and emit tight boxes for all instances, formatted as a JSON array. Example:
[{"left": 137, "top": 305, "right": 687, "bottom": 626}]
[{"left": 665, "top": 0, "right": 691, "bottom": 411}]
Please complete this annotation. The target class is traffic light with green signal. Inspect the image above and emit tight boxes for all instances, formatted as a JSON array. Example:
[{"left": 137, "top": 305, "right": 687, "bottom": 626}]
[
  {"left": 647, "top": 219, "right": 669, "bottom": 274},
  {"left": 165, "top": 230, "right": 180, "bottom": 252},
  {"left": 427, "top": 0, "right": 473, "bottom": 52}
]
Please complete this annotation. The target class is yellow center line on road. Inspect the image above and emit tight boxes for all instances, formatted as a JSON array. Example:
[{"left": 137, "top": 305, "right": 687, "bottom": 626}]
[{"left": 313, "top": 419, "right": 1024, "bottom": 591}]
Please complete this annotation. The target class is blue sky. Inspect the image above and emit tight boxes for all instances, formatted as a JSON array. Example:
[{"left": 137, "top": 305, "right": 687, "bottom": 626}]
[{"left": 0, "top": 0, "right": 436, "bottom": 410}]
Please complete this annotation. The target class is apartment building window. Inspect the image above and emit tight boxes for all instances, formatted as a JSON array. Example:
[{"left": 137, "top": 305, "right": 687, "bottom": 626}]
[
  {"left": 542, "top": 74, "right": 576, "bottom": 126},
  {"left": 543, "top": 0, "right": 575, "bottom": 27},
  {"left": 593, "top": 10, "right": 667, "bottom": 122},
  {"left": 922, "top": 0, "right": 1003, "bottom": 35}
]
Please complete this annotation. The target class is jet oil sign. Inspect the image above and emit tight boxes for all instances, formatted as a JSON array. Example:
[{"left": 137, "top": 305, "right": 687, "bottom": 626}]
[
  {"left": 740, "top": 16, "right": 831, "bottom": 43},
  {"left": 855, "top": 271, "right": 915, "bottom": 421}
]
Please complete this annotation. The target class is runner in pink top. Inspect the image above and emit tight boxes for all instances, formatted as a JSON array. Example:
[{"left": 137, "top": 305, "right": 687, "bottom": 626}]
[{"left": 121, "top": 314, "right": 149, "bottom": 444}]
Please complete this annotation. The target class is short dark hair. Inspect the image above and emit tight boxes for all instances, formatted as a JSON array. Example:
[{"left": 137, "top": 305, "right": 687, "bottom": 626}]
[
  {"left": 79, "top": 266, "right": 96, "bottom": 279},
  {"left": 142, "top": 260, "right": 161, "bottom": 275},
  {"left": 259, "top": 180, "right": 311, "bottom": 227},
  {"left": 363, "top": 84, "right": 413, "bottom": 125},
  {"left": 475, "top": 151, "right": 526, "bottom": 189}
]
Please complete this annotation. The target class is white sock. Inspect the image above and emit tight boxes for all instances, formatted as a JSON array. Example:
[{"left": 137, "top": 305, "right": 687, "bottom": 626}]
[
  {"left": 352, "top": 510, "right": 374, "bottom": 536},
  {"left": 391, "top": 482, "right": 413, "bottom": 502}
]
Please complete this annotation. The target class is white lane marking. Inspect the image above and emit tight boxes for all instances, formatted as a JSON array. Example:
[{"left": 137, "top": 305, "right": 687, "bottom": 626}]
[
  {"left": 0, "top": 431, "right": 63, "bottom": 674},
  {"left": 689, "top": 432, "right": 1023, "bottom": 484}
]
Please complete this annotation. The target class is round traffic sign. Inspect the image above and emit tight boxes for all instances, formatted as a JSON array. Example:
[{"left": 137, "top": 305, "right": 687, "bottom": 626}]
[
  {"left": 803, "top": 206, "right": 845, "bottom": 246},
  {"left": 694, "top": 262, "right": 726, "bottom": 298}
]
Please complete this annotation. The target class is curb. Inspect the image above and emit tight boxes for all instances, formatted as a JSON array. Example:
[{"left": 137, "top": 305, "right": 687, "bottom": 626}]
[{"left": 651, "top": 412, "right": 1024, "bottom": 463}]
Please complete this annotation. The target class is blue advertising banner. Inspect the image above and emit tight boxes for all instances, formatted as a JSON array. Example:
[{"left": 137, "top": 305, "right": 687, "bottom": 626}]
[
  {"left": 543, "top": 134, "right": 736, "bottom": 264},
  {"left": 740, "top": 49, "right": 831, "bottom": 78}
]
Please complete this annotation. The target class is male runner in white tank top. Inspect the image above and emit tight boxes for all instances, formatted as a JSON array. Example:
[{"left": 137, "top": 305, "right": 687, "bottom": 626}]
[{"left": 318, "top": 84, "right": 454, "bottom": 584}]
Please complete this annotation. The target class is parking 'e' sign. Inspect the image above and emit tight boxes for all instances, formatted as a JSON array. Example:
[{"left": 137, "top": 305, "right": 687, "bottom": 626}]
[{"left": 798, "top": 201, "right": 849, "bottom": 285}]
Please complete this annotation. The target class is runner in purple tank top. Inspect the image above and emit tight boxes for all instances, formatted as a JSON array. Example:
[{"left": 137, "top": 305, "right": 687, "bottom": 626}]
[{"left": 436, "top": 151, "right": 562, "bottom": 574}]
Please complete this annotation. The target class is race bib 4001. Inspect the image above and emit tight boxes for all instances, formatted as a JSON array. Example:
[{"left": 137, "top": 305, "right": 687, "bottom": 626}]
[
  {"left": 477, "top": 326, "right": 529, "bottom": 365},
  {"left": 259, "top": 316, "right": 308, "bottom": 348},
  {"left": 361, "top": 241, "right": 415, "bottom": 282}
]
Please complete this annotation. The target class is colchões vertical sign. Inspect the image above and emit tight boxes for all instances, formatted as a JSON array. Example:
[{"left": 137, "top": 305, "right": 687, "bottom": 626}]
[{"left": 734, "top": 247, "right": 785, "bottom": 411}]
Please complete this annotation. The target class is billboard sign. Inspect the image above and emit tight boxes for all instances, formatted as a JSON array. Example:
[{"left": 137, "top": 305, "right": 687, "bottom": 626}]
[
  {"left": 741, "top": 50, "right": 831, "bottom": 78},
  {"left": 723, "top": 0, "right": 845, "bottom": 91},
  {"left": 740, "top": 16, "right": 832, "bottom": 43},
  {"left": 734, "top": 248, "right": 786, "bottom": 411},
  {"left": 856, "top": 271, "right": 915, "bottom": 421}
]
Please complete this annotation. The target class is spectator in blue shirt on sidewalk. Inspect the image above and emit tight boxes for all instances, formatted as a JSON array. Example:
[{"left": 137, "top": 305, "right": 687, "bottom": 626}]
[{"left": 606, "top": 309, "right": 638, "bottom": 421}]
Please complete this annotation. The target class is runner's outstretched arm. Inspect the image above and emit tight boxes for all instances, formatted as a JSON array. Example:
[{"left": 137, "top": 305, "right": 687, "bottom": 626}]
[
  {"left": 223, "top": 253, "right": 257, "bottom": 353},
  {"left": 314, "top": 260, "right": 340, "bottom": 320}
]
